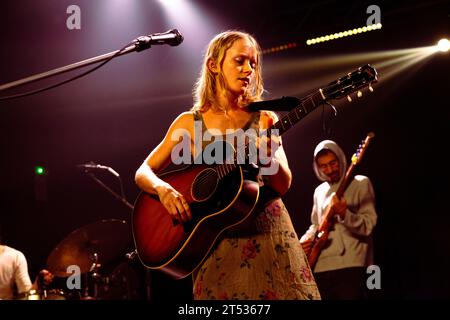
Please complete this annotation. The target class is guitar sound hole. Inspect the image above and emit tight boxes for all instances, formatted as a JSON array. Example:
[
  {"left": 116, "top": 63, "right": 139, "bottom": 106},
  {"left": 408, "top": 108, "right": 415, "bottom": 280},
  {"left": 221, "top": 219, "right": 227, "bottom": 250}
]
[{"left": 191, "top": 168, "right": 219, "bottom": 202}]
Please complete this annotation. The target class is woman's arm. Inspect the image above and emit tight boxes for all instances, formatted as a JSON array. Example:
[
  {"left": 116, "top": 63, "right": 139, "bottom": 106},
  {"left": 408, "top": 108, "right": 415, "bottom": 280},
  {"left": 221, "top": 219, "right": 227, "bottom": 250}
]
[{"left": 135, "top": 111, "right": 194, "bottom": 222}]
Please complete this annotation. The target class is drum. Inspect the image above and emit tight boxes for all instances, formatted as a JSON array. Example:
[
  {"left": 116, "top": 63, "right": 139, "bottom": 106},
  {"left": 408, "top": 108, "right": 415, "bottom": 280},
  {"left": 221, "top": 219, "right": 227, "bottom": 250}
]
[
  {"left": 14, "top": 289, "right": 66, "bottom": 300},
  {"left": 15, "top": 289, "right": 41, "bottom": 300},
  {"left": 42, "top": 289, "right": 66, "bottom": 300}
]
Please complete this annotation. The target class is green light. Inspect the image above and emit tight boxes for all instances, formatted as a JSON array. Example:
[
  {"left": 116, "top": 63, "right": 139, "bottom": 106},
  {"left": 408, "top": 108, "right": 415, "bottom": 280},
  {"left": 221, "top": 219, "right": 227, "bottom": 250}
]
[{"left": 35, "top": 166, "right": 45, "bottom": 175}]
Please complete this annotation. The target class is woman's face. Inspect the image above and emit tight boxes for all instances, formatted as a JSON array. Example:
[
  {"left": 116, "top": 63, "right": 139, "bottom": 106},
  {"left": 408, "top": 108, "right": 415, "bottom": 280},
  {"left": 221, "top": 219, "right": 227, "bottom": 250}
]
[{"left": 220, "top": 38, "right": 257, "bottom": 97}]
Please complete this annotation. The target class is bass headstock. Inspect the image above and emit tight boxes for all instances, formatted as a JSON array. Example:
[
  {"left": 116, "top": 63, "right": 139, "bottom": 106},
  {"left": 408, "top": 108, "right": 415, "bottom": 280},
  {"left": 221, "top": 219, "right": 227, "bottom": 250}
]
[{"left": 351, "top": 132, "right": 375, "bottom": 165}]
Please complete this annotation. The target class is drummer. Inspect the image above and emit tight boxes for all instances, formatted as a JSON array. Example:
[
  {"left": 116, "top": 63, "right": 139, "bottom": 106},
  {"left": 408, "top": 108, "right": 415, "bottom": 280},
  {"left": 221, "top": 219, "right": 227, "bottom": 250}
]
[{"left": 0, "top": 236, "right": 53, "bottom": 299}]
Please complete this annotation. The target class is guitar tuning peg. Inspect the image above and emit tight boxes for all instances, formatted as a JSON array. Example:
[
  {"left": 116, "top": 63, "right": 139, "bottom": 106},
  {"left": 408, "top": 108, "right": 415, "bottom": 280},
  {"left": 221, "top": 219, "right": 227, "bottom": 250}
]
[
  {"left": 347, "top": 95, "right": 352, "bottom": 102},
  {"left": 357, "top": 91, "right": 362, "bottom": 98},
  {"left": 369, "top": 84, "right": 374, "bottom": 92}
]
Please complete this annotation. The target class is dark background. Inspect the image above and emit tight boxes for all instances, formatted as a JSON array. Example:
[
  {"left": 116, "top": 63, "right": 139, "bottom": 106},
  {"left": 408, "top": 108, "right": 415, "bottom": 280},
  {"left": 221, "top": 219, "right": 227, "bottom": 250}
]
[{"left": 0, "top": 0, "right": 449, "bottom": 300}]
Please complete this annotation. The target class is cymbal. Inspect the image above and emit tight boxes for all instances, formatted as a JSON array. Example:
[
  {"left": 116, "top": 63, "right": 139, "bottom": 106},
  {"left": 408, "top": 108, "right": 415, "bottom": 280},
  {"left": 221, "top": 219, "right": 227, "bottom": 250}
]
[{"left": 47, "top": 219, "right": 131, "bottom": 277}]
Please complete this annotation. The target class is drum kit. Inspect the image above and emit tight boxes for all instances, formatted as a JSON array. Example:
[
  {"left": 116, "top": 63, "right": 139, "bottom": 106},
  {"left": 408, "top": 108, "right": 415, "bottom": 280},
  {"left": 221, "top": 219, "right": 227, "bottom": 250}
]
[
  {"left": 17, "top": 219, "right": 145, "bottom": 300},
  {"left": 14, "top": 164, "right": 152, "bottom": 300}
]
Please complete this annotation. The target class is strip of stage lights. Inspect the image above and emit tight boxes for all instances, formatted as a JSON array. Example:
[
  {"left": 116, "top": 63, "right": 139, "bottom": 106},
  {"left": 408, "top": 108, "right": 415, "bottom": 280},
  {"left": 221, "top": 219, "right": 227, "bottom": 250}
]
[
  {"left": 262, "top": 23, "right": 382, "bottom": 54},
  {"left": 307, "top": 23, "right": 382, "bottom": 46}
]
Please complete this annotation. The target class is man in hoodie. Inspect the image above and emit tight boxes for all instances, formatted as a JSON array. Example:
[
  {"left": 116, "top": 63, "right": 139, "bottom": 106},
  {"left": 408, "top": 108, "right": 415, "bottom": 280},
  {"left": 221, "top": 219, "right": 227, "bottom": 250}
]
[{"left": 300, "top": 140, "right": 377, "bottom": 299}]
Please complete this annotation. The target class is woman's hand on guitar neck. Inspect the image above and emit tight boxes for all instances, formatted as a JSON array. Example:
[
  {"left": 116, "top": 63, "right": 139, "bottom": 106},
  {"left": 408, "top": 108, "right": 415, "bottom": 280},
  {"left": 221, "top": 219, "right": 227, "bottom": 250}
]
[
  {"left": 255, "top": 133, "right": 281, "bottom": 167},
  {"left": 156, "top": 183, "right": 192, "bottom": 223}
]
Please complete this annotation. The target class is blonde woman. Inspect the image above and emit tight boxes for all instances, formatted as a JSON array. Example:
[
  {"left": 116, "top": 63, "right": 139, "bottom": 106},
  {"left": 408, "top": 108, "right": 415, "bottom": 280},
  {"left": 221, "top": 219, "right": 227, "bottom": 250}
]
[{"left": 135, "top": 30, "right": 320, "bottom": 300}]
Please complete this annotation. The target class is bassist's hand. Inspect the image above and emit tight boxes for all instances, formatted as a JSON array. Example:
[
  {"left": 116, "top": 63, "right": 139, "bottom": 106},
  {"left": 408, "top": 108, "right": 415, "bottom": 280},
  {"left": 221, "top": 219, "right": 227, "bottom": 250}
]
[
  {"left": 300, "top": 237, "right": 313, "bottom": 256},
  {"left": 156, "top": 183, "right": 192, "bottom": 223},
  {"left": 330, "top": 194, "right": 347, "bottom": 220}
]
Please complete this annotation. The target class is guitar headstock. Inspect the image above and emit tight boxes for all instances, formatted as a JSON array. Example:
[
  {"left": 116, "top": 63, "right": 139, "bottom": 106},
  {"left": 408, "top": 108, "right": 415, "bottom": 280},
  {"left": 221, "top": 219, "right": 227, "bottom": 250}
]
[
  {"left": 351, "top": 132, "right": 375, "bottom": 165},
  {"left": 322, "top": 64, "right": 378, "bottom": 102}
]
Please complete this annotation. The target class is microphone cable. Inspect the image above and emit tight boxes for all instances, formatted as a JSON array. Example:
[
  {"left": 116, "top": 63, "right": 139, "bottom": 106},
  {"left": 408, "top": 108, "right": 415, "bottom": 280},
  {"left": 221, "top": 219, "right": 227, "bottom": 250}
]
[
  {"left": 0, "top": 41, "right": 135, "bottom": 102},
  {"left": 0, "top": 29, "right": 183, "bottom": 102}
]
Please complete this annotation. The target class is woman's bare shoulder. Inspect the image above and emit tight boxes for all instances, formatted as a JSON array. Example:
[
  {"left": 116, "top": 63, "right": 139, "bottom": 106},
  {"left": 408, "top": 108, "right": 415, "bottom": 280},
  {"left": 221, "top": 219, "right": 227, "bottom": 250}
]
[{"left": 169, "top": 111, "right": 195, "bottom": 130}]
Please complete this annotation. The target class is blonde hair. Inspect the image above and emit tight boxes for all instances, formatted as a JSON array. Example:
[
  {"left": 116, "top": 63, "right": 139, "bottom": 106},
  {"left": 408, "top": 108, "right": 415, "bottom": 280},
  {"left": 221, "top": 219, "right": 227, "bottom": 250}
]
[{"left": 191, "top": 30, "right": 264, "bottom": 112}]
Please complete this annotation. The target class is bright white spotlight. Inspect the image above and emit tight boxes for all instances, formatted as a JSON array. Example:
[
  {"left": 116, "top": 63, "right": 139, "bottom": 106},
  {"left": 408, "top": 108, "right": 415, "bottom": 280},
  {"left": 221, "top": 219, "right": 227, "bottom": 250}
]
[{"left": 436, "top": 39, "right": 450, "bottom": 52}]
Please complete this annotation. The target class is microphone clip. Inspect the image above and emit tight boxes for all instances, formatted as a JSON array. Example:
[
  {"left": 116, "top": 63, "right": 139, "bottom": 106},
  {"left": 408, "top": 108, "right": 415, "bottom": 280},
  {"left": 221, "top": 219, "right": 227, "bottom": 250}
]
[
  {"left": 134, "top": 36, "right": 152, "bottom": 52},
  {"left": 76, "top": 162, "right": 120, "bottom": 177}
]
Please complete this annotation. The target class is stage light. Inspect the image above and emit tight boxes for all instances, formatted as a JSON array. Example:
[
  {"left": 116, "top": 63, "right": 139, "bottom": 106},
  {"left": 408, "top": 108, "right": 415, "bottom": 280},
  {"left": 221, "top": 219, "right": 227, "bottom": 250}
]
[
  {"left": 35, "top": 166, "right": 46, "bottom": 175},
  {"left": 157, "top": 0, "right": 219, "bottom": 57},
  {"left": 436, "top": 39, "right": 450, "bottom": 52},
  {"left": 305, "top": 23, "right": 382, "bottom": 46}
]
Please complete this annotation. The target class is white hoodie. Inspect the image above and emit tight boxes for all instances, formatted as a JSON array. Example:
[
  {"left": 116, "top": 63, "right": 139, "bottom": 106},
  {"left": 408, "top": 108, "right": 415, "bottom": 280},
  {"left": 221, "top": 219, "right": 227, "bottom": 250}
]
[{"left": 300, "top": 140, "right": 377, "bottom": 273}]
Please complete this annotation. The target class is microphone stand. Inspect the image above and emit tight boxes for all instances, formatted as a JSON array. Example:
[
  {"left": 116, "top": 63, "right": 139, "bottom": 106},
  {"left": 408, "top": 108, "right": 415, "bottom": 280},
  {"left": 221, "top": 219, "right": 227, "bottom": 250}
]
[
  {"left": 0, "top": 29, "right": 182, "bottom": 92},
  {"left": 87, "top": 172, "right": 134, "bottom": 210}
]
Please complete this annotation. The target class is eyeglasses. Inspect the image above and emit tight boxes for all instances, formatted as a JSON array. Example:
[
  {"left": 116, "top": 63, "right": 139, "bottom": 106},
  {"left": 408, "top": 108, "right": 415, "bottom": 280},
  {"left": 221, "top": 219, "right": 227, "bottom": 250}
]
[{"left": 318, "top": 159, "right": 338, "bottom": 171}]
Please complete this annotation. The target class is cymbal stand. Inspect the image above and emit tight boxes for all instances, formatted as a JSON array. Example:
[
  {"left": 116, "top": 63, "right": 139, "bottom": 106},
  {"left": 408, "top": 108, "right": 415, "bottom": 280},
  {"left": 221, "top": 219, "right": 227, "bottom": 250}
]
[
  {"left": 38, "top": 273, "right": 48, "bottom": 299},
  {"left": 82, "top": 253, "right": 101, "bottom": 299},
  {"left": 125, "top": 249, "right": 151, "bottom": 300}
]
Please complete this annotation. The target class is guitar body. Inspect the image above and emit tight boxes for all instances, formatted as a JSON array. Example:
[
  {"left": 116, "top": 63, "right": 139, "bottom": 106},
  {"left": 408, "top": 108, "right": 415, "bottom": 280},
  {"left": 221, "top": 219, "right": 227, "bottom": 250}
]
[
  {"left": 132, "top": 164, "right": 259, "bottom": 279},
  {"left": 308, "top": 235, "right": 329, "bottom": 268},
  {"left": 306, "top": 203, "right": 333, "bottom": 268}
]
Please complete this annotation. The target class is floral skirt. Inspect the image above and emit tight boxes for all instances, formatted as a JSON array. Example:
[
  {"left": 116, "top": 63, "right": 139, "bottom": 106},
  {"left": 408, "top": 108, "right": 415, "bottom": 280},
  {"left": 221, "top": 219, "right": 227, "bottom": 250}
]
[{"left": 193, "top": 198, "right": 321, "bottom": 300}]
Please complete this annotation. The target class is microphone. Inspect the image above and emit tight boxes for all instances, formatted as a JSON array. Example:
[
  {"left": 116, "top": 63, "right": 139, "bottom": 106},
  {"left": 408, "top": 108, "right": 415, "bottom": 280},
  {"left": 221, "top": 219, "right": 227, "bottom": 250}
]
[
  {"left": 135, "top": 29, "right": 184, "bottom": 50},
  {"left": 77, "top": 162, "right": 120, "bottom": 177},
  {"left": 247, "top": 96, "right": 301, "bottom": 112}
]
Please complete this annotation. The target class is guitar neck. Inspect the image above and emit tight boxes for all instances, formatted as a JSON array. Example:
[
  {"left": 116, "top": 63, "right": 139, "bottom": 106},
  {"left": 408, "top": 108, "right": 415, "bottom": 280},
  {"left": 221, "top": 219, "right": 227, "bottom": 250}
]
[
  {"left": 336, "top": 133, "right": 374, "bottom": 198},
  {"left": 214, "top": 90, "right": 325, "bottom": 179},
  {"left": 269, "top": 90, "right": 325, "bottom": 136},
  {"left": 336, "top": 162, "right": 356, "bottom": 199}
]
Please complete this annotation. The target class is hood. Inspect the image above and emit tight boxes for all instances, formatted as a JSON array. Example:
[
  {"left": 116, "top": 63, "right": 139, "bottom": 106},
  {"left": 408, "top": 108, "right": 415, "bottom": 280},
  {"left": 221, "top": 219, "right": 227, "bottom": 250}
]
[{"left": 313, "top": 140, "right": 347, "bottom": 183}]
